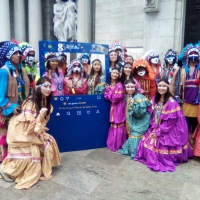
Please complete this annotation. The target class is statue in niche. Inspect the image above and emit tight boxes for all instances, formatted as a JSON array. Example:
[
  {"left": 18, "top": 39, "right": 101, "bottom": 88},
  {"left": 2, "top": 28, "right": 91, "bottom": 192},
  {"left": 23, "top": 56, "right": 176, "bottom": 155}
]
[
  {"left": 145, "top": 0, "right": 156, "bottom": 8},
  {"left": 53, "top": 0, "right": 77, "bottom": 42}
]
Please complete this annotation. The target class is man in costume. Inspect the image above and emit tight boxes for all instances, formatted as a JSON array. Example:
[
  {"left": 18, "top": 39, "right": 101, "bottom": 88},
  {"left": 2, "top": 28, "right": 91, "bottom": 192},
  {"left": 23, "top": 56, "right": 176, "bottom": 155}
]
[
  {"left": 0, "top": 41, "right": 29, "bottom": 162},
  {"left": 161, "top": 49, "right": 183, "bottom": 104},
  {"left": 56, "top": 51, "right": 67, "bottom": 76},
  {"left": 132, "top": 59, "right": 156, "bottom": 99},
  {"left": 178, "top": 42, "right": 200, "bottom": 142},
  {"left": 64, "top": 59, "right": 87, "bottom": 95},
  {"left": 19, "top": 42, "right": 39, "bottom": 95}
]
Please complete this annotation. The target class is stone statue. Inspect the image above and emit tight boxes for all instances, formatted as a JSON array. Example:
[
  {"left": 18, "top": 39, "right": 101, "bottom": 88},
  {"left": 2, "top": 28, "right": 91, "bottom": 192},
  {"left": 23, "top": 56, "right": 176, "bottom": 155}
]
[
  {"left": 53, "top": 0, "right": 65, "bottom": 41},
  {"left": 53, "top": 0, "right": 77, "bottom": 42},
  {"left": 145, "top": 0, "right": 156, "bottom": 8}
]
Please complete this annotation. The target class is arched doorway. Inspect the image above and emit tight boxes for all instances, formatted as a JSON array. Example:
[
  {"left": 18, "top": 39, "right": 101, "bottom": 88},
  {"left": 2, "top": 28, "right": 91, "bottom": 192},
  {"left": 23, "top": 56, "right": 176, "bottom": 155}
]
[{"left": 184, "top": 0, "right": 200, "bottom": 45}]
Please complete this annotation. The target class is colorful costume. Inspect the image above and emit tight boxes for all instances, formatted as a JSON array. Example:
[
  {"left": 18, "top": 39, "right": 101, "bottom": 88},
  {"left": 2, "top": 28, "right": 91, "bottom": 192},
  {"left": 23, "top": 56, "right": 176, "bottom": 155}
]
[
  {"left": 192, "top": 105, "right": 200, "bottom": 156},
  {"left": 104, "top": 82, "right": 126, "bottom": 151},
  {"left": 0, "top": 101, "right": 61, "bottom": 189},
  {"left": 161, "top": 49, "right": 183, "bottom": 104},
  {"left": 133, "top": 59, "right": 156, "bottom": 99},
  {"left": 45, "top": 71, "right": 64, "bottom": 96},
  {"left": 143, "top": 50, "right": 161, "bottom": 83},
  {"left": 64, "top": 59, "right": 87, "bottom": 95},
  {"left": 135, "top": 97, "right": 193, "bottom": 172},
  {"left": 87, "top": 75, "right": 106, "bottom": 94},
  {"left": 19, "top": 42, "right": 39, "bottom": 95},
  {"left": 0, "top": 41, "right": 29, "bottom": 161},
  {"left": 178, "top": 43, "right": 200, "bottom": 134},
  {"left": 118, "top": 93, "right": 151, "bottom": 158}
]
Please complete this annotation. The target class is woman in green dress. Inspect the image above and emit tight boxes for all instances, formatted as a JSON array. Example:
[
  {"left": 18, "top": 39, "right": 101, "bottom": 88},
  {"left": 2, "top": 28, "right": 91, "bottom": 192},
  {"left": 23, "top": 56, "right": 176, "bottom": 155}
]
[{"left": 118, "top": 79, "right": 151, "bottom": 159}]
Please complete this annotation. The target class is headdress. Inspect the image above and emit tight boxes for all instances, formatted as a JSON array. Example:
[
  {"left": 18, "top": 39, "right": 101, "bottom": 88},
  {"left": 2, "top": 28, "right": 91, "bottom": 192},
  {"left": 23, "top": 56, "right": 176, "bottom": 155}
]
[
  {"left": 19, "top": 42, "right": 35, "bottom": 62},
  {"left": 178, "top": 42, "right": 200, "bottom": 65},
  {"left": 0, "top": 41, "right": 21, "bottom": 68},
  {"left": 110, "top": 41, "right": 126, "bottom": 57},
  {"left": 143, "top": 50, "right": 160, "bottom": 65},
  {"left": 132, "top": 59, "right": 155, "bottom": 80},
  {"left": 67, "top": 59, "right": 84, "bottom": 77},
  {"left": 46, "top": 54, "right": 58, "bottom": 62}
]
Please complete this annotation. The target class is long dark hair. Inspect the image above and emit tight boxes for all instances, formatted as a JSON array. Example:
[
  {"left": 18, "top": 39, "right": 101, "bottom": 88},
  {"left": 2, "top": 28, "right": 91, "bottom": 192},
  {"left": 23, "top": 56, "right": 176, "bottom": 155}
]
[
  {"left": 154, "top": 79, "right": 173, "bottom": 105},
  {"left": 109, "top": 50, "right": 119, "bottom": 66},
  {"left": 121, "top": 62, "right": 134, "bottom": 83},
  {"left": 46, "top": 55, "right": 59, "bottom": 77},
  {"left": 89, "top": 59, "right": 103, "bottom": 87},
  {"left": 109, "top": 67, "right": 121, "bottom": 84},
  {"left": 23, "top": 77, "right": 52, "bottom": 117}
]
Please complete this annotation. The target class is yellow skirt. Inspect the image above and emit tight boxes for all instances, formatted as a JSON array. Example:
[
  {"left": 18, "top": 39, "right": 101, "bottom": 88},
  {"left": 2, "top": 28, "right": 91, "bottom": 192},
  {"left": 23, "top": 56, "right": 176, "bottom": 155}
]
[{"left": 182, "top": 102, "right": 198, "bottom": 118}]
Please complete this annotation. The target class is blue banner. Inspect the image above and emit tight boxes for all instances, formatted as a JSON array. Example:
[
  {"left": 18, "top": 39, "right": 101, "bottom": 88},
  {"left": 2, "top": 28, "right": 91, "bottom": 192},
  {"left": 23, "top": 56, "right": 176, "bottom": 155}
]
[{"left": 39, "top": 41, "right": 110, "bottom": 152}]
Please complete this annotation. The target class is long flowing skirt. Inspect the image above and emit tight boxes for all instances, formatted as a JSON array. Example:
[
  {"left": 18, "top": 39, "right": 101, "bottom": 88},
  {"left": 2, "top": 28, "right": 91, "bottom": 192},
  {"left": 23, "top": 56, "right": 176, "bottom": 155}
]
[
  {"left": 107, "top": 122, "right": 126, "bottom": 152},
  {"left": 0, "top": 133, "right": 61, "bottom": 189},
  {"left": 134, "top": 130, "right": 193, "bottom": 172}
]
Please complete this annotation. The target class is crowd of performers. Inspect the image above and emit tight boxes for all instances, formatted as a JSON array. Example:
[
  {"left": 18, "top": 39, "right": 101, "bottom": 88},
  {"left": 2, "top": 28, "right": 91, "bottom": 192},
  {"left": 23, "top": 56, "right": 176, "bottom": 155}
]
[{"left": 0, "top": 39, "right": 200, "bottom": 189}]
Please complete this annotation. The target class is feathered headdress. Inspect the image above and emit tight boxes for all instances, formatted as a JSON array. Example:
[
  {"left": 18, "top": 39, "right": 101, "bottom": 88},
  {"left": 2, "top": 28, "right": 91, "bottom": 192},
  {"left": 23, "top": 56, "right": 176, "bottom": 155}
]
[
  {"left": 66, "top": 59, "right": 84, "bottom": 77},
  {"left": 178, "top": 42, "right": 200, "bottom": 65},
  {"left": 19, "top": 42, "right": 35, "bottom": 62},
  {"left": 132, "top": 58, "right": 155, "bottom": 80},
  {"left": 110, "top": 41, "right": 126, "bottom": 55}
]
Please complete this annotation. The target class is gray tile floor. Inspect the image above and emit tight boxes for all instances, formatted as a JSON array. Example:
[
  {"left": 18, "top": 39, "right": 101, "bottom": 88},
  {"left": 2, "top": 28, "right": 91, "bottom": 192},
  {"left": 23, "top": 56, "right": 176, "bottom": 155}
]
[{"left": 0, "top": 148, "right": 200, "bottom": 200}]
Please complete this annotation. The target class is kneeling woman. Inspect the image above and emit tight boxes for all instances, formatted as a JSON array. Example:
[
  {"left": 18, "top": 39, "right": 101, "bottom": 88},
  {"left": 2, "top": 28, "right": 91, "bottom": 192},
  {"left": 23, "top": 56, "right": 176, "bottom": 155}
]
[
  {"left": 134, "top": 79, "right": 193, "bottom": 172},
  {"left": 118, "top": 79, "right": 151, "bottom": 159},
  {"left": 0, "top": 77, "right": 61, "bottom": 189}
]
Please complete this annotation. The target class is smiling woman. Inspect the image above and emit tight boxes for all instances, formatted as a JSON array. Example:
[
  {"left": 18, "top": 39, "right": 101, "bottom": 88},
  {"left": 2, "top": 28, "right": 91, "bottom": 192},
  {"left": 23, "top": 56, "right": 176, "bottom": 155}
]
[{"left": 0, "top": 77, "right": 61, "bottom": 189}]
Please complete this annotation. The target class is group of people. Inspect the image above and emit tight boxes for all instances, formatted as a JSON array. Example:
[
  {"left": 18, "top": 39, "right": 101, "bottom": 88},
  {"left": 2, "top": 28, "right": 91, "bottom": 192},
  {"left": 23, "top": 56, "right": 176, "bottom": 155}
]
[
  {"left": 0, "top": 39, "right": 200, "bottom": 189},
  {"left": 104, "top": 41, "right": 200, "bottom": 172}
]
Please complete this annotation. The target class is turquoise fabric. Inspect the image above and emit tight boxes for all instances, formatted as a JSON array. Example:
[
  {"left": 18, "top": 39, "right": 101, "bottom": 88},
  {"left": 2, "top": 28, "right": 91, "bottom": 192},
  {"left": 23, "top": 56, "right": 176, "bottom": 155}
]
[
  {"left": 94, "top": 75, "right": 106, "bottom": 94},
  {"left": 118, "top": 93, "right": 151, "bottom": 159},
  {"left": 0, "top": 63, "right": 18, "bottom": 116}
]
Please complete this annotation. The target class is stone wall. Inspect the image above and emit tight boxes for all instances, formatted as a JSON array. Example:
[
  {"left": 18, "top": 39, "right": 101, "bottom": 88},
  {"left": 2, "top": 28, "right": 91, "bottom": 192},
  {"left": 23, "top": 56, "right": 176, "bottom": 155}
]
[{"left": 95, "top": 0, "right": 186, "bottom": 60}]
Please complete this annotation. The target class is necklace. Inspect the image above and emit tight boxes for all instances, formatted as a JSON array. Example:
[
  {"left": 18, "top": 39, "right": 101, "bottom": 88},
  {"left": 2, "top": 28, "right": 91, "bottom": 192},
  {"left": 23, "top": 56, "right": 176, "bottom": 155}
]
[
  {"left": 72, "top": 77, "right": 80, "bottom": 88},
  {"left": 51, "top": 72, "right": 64, "bottom": 92}
]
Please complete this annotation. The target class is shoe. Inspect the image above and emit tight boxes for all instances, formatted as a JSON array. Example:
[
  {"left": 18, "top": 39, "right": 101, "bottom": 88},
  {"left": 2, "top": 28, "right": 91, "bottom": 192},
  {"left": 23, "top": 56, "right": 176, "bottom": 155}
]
[{"left": 0, "top": 169, "right": 15, "bottom": 182}]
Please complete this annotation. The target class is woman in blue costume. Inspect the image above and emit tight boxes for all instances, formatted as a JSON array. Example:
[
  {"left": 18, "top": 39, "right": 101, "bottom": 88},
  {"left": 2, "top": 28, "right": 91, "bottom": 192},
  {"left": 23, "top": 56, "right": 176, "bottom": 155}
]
[
  {"left": 118, "top": 79, "right": 151, "bottom": 159},
  {"left": 0, "top": 41, "right": 29, "bottom": 162}
]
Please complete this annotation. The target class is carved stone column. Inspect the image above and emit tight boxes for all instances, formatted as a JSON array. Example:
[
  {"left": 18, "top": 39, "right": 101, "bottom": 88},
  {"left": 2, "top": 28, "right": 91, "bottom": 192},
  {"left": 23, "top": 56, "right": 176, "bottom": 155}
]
[
  {"left": 77, "top": 0, "right": 92, "bottom": 42},
  {"left": 14, "top": 0, "right": 26, "bottom": 42},
  {"left": 28, "top": 0, "right": 42, "bottom": 59},
  {"left": 0, "top": 0, "right": 11, "bottom": 40}
]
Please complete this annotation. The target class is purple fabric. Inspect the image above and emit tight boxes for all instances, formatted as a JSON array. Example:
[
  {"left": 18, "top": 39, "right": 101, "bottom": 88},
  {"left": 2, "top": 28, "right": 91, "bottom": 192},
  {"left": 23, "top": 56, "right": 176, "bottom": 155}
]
[
  {"left": 104, "top": 82, "right": 126, "bottom": 123},
  {"left": 184, "top": 80, "right": 199, "bottom": 104},
  {"left": 104, "top": 82, "right": 126, "bottom": 151},
  {"left": 107, "top": 125, "right": 126, "bottom": 152},
  {"left": 134, "top": 97, "right": 193, "bottom": 172}
]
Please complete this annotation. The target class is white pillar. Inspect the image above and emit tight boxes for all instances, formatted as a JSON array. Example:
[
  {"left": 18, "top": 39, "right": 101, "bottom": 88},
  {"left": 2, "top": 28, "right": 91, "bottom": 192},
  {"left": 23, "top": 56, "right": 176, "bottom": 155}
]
[
  {"left": 0, "top": 0, "right": 11, "bottom": 40},
  {"left": 14, "top": 0, "right": 26, "bottom": 42},
  {"left": 77, "top": 0, "right": 92, "bottom": 42},
  {"left": 28, "top": 0, "right": 42, "bottom": 59}
]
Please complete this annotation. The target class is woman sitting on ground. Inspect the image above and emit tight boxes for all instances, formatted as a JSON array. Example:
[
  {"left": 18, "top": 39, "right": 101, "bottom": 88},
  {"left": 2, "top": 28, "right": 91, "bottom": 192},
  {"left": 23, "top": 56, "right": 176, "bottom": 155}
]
[
  {"left": 134, "top": 79, "right": 193, "bottom": 172},
  {"left": 0, "top": 77, "right": 61, "bottom": 189}
]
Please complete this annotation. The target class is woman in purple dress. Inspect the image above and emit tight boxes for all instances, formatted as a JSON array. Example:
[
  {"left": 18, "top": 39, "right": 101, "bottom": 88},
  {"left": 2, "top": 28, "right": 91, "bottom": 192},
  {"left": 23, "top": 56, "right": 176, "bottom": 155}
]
[
  {"left": 104, "top": 68, "right": 126, "bottom": 152},
  {"left": 135, "top": 79, "right": 193, "bottom": 172}
]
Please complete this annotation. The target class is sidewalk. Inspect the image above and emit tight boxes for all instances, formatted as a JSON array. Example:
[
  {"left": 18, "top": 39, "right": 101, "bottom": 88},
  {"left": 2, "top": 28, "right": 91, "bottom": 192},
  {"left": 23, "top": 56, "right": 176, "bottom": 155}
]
[{"left": 0, "top": 148, "right": 200, "bottom": 200}]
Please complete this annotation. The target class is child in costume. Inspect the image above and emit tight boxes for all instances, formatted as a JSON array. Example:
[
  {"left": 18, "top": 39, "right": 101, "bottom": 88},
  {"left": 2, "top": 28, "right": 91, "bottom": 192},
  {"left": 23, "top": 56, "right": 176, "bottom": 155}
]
[{"left": 118, "top": 79, "right": 151, "bottom": 159}]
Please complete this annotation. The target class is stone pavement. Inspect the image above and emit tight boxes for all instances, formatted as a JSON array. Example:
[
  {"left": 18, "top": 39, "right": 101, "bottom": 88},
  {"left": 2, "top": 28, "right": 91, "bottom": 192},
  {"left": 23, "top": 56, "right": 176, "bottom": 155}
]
[{"left": 0, "top": 148, "right": 200, "bottom": 200}]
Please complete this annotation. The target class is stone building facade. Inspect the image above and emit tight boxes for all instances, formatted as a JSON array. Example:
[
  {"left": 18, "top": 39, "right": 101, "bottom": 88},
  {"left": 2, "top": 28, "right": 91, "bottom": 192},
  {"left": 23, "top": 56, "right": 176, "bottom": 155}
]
[{"left": 0, "top": 0, "right": 199, "bottom": 60}]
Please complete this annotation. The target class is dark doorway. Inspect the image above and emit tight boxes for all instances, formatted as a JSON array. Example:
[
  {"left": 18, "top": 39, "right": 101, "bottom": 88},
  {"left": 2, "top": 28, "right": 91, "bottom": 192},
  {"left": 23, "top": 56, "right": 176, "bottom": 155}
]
[{"left": 184, "top": 0, "right": 200, "bottom": 45}]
